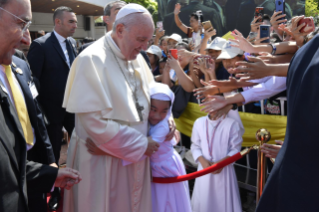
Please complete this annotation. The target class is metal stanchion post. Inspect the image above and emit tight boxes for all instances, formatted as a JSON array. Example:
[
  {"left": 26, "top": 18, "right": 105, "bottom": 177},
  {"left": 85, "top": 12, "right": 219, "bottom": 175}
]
[{"left": 255, "top": 128, "right": 271, "bottom": 204}]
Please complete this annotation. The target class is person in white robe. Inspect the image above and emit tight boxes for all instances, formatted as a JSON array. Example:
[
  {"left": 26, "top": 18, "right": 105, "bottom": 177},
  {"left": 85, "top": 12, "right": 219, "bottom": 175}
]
[
  {"left": 61, "top": 4, "right": 165, "bottom": 212},
  {"left": 148, "top": 82, "right": 192, "bottom": 212},
  {"left": 191, "top": 114, "right": 244, "bottom": 212}
]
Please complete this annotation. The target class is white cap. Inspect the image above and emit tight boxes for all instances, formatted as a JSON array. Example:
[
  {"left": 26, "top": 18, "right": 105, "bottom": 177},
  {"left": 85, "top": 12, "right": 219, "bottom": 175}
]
[
  {"left": 206, "top": 37, "right": 227, "bottom": 51},
  {"left": 217, "top": 41, "right": 244, "bottom": 60},
  {"left": 167, "top": 33, "right": 182, "bottom": 43},
  {"left": 146, "top": 45, "right": 162, "bottom": 59},
  {"left": 115, "top": 3, "right": 150, "bottom": 21}
]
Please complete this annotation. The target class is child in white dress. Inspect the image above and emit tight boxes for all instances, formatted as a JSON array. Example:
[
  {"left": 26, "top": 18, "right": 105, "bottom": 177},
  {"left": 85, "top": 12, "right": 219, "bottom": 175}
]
[
  {"left": 149, "top": 82, "right": 191, "bottom": 212},
  {"left": 191, "top": 113, "right": 244, "bottom": 212}
]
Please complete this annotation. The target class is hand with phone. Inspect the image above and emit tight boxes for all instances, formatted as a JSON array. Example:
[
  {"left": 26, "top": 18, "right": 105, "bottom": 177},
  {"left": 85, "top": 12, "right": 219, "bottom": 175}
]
[
  {"left": 253, "top": 29, "right": 269, "bottom": 45},
  {"left": 254, "top": 7, "right": 264, "bottom": 23},
  {"left": 292, "top": 16, "right": 313, "bottom": 47},
  {"left": 259, "top": 25, "right": 270, "bottom": 44},
  {"left": 270, "top": 11, "right": 287, "bottom": 31},
  {"left": 251, "top": 16, "right": 263, "bottom": 33},
  {"left": 155, "top": 28, "right": 165, "bottom": 39},
  {"left": 204, "top": 27, "right": 216, "bottom": 40},
  {"left": 174, "top": 3, "right": 181, "bottom": 15}
]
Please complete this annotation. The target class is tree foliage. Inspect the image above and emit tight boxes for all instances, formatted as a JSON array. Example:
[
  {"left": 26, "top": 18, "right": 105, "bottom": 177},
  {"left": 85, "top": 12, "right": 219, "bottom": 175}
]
[{"left": 306, "top": 0, "right": 319, "bottom": 17}]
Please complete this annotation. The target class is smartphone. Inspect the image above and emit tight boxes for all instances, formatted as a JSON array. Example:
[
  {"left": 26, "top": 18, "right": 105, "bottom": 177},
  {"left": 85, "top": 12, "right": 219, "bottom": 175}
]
[
  {"left": 298, "top": 17, "right": 315, "bottom": 33},
  {"left": 259, "top": 25, "right": 270, "bottom": 43},
  {"left": 275, "top": 0, "right": 285, "bottom": 21},
  {"left": 255, "top": 7, "right": 264, "bottom": 23},
  {"left": 156, "top": 21, "right": 163, "bottom": 31},
  {"left": 202, "top": 21, "right": 213, "bottom": 31}
]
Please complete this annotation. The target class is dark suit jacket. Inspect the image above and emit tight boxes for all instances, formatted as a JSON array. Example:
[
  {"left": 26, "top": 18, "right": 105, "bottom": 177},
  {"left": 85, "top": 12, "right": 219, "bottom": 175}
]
[
  {"left": 14, "top": 50, "right": 29, "bottom": 66},
  {"left": 12, "top": 56, "right": 55, "bottom": 165},
  {"left": 0, "top": 64, "right": 58, "bottom": 212},
  {"left": 163, "top": 2, "right": 224, "bottom": 37},
  {"left": 27, "top": 32, "right": 77, "bottom": 124},
  {"left": 256, "top": 34, "right": 319, "bottom": 212}
]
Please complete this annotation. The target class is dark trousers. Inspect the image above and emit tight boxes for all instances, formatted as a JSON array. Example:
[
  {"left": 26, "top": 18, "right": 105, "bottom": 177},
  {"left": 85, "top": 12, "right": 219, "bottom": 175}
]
[
  {"left": 46, "top": 112, "right": 74, "bottom": 165},
  {"left": 28, "top": 192, "right": 47, "bottom": 212}
]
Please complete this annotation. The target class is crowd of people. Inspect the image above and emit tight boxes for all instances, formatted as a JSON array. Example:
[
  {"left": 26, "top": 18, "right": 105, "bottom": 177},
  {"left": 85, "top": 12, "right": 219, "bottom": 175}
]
[{"left": 0, "top": 0, "right": 318, "bottom": 212}]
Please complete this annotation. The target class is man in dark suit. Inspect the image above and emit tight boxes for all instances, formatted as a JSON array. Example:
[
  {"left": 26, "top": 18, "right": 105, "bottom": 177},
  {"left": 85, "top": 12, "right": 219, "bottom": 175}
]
[
  {"left": 27, "top": 6, "right": 78, "bottom": 210},
  {"left": 0, "top": 0, "right": 81, "bottom": 211},
  {"left": 256, "top": 35, "right": 319, "bottom": 212}
]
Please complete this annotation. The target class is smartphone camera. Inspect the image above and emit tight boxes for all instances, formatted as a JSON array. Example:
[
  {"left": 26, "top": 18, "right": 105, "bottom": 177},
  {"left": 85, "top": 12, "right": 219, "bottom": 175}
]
[{"left": 278, "top": 1, "right": 282, "bottom": 5}]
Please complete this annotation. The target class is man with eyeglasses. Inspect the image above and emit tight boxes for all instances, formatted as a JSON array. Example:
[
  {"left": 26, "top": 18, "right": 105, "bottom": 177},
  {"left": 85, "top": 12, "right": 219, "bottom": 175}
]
[
  {"left": 27, "top": 6, "right": 78, "bottom": 211},
  {"left": 0, "top": 0, "right": 82, "bottom": 212}
]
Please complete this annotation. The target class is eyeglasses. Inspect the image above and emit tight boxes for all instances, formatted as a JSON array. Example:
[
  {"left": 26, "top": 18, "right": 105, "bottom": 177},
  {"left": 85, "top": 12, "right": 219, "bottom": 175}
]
[{"left": 0, "top": 7, "right": 32, "bottom": 32}]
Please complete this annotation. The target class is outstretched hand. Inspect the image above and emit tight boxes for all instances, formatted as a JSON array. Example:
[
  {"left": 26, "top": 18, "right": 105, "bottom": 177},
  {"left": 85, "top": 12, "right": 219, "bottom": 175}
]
[
  {"left": 261, "top": 140, "right": 283, "bottom": 158},
  {"left": 55, "top": 167, "right": 82, "bottom": 190},
  {"left": 200, "top": 95, "right": 228, "bottom": 113},
  {"left": 229, "top": 56, "right": 271, "bottom": 80},
  {"left": 193, "top": 80, "right": 218, "bottom": 99},
  {"left": 209, "top": 77, "right": 257, "bottom": 88},
  {"left": 229, "top": 30, "right": 255, "bottom": 53}
]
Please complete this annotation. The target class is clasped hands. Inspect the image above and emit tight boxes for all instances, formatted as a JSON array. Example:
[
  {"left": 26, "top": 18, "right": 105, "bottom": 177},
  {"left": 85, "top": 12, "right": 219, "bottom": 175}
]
[
  {"left": 55, "top": 167, "right": 82, "bottom": 190},
  {"left": 198, "top": 156, "right": 223, "bottom": 174}
]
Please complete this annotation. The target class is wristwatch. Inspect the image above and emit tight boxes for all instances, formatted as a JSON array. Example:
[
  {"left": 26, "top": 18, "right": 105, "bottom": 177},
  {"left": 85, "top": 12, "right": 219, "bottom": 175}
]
[
  {"left": 231, "top": 103, "right": 238, "bottom": 110},
  {"left": 269, "top": 43, "right": 277, "bottom": 55}
]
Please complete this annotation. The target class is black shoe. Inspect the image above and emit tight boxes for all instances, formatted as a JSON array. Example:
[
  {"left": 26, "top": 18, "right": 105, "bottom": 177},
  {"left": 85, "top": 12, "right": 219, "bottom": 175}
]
[{"left": 48, "top": 193, "right": 61, "bottom": 211}]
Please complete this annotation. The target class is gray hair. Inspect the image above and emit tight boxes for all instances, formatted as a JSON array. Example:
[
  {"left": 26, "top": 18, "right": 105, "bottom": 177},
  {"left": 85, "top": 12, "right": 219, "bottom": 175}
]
[
  {"left": 104, "top": 0, "right": 126, "bottom": 16},
  {"left": 112, "top": 12, "right": 153, "bottom": 32}
]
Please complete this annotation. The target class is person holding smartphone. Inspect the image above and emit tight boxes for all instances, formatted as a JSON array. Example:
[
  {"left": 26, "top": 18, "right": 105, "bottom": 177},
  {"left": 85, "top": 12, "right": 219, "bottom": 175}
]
[{"left": 174, "top": 4, "right": 204, "bottom": 48}]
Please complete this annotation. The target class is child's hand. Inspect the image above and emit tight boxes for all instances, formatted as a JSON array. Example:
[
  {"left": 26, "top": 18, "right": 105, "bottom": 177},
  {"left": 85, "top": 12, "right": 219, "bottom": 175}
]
[
  {"left": 198, "top": 156, "right": 211, "bottom": 169},
  {"left": 212, "top": 167, "right": 223, "bottom": 174}
]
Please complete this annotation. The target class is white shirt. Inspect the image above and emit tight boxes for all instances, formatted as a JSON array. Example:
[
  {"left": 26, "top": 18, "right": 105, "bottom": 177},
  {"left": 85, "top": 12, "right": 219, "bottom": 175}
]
[
  {"left": 0, "top": 65, "right": 36, "bottom": 151},
  {"left": 54, "top": 30, "right": 71, "bottom": 67},
  {"left": 241, "top": 76, "right": 287, "bottom": 104}
]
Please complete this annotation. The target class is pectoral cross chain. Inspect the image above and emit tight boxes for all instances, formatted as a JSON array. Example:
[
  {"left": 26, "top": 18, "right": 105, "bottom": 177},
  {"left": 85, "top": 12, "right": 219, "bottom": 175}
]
[{"left": 135, "top": 101, "right": 144, "bottom": 121}]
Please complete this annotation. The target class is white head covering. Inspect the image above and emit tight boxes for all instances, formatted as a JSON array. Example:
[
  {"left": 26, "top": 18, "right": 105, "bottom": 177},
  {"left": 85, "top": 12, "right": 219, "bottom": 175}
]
[
  {"left": 167, "top": 33, "right": 183, "bottom": 43},
  {"left": 146, "top": 45, "right": 163, "bottom": 59},
  {"left": 115, "top": 3, "right": 150, "bottom": 21},
  {"left": 217, "top": 41, "right": 244, "bottom": 60},
  {"left": 149, "top": 82, "right": 175, "bottom": 119},
  {"left": 206, "top": 37, "right": 227, "bottom": 51}
]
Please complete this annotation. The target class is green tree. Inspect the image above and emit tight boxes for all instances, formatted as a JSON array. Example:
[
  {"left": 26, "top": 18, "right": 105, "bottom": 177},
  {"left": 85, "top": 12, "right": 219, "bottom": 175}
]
[{"left": 306, "top": 0, "right": 319, "bottom": 17}]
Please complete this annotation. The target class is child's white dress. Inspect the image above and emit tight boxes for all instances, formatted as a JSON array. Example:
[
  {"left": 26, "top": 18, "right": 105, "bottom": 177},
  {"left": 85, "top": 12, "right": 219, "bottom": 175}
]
[
  {"left": 150, "top": 119, "right": 192, "bottom": 212},
  {"left": 191, "top": 116, "right": 243, "bottom": 212}
]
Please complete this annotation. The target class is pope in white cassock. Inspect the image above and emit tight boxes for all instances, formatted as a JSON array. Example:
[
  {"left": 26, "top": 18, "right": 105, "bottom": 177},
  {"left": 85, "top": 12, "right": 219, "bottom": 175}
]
[{"left": 62, "top": 4, "right": 163, "bottom": 212}]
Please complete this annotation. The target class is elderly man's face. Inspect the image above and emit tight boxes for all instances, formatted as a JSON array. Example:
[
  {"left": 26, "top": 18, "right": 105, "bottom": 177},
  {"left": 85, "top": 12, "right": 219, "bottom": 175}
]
[
  {"left": 0, "top": 0, "right": 32, "bottom": 65},
  {"left": 118, "top": 15, "right": 154, "bottom": 60}
]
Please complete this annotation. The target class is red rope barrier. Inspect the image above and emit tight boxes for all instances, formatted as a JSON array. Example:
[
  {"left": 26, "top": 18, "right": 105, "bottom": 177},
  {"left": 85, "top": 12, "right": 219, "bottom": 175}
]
[{"left": 152, "top": 152, "right": 243, "bottom": 184}]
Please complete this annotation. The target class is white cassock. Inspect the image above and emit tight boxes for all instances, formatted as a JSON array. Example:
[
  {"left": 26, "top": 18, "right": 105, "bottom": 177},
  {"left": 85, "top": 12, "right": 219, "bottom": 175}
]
[
  {"left": 191, "top": 116, "right": 244, "bottom": 212},
  {"left": 62, "top": 31, "right": 154, "bottom": 212}
]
